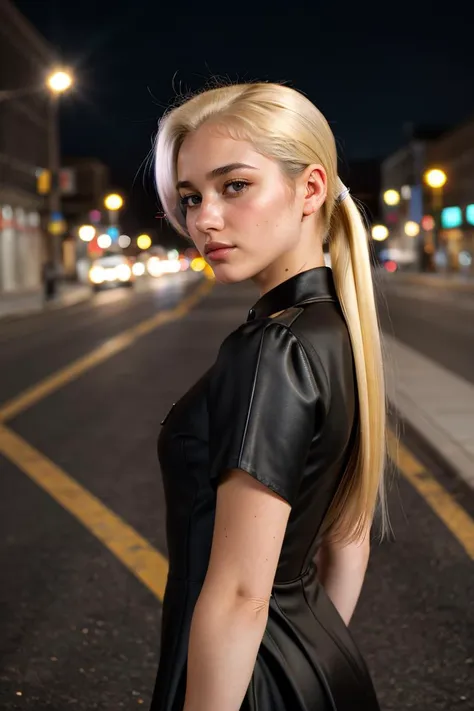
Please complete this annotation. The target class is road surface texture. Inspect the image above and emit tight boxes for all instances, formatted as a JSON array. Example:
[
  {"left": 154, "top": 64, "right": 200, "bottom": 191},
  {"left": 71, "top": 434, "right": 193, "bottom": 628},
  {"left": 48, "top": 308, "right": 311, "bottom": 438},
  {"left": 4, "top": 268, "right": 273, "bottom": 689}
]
[{"left": 1, "top": 271, "right": 472, "bottom": 710}]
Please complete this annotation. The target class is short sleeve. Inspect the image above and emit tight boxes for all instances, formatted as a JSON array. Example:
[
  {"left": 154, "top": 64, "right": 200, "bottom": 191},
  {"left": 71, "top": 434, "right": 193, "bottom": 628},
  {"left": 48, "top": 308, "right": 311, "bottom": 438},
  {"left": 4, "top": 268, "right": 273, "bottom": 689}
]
[{"left": 208, "top": 321, "right": 325, "bottom": 506}]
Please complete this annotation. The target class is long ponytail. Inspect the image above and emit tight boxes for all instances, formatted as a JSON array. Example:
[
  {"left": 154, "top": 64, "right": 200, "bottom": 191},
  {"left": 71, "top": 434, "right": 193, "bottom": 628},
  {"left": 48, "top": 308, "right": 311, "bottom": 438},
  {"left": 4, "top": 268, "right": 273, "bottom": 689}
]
[{"left": 323, "top": 180, "right": 389, "bottom": 543}]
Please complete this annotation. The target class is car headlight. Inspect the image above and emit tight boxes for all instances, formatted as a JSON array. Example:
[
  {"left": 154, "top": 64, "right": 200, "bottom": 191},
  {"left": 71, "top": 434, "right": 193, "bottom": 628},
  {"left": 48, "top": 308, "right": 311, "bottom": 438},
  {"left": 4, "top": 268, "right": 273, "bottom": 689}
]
[
  {"left": 116, "top": 264, "right": 132, "bottom": 282},
  {"left": 132, "top": 262, "right": 146, "bottom": 276},
  {"left": 89, "top": 266, "right": 105, "bottom": 284}
]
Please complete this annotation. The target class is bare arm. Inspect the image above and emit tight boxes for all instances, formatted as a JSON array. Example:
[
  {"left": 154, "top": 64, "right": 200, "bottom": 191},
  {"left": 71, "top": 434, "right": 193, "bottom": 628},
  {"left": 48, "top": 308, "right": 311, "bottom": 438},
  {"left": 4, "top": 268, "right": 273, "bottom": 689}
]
[
  {"left": 182, "top": 469, "right": 291, "bottom": 711},
  {"left": 315, "top": 531, "right": 371, "bottom": 625}
]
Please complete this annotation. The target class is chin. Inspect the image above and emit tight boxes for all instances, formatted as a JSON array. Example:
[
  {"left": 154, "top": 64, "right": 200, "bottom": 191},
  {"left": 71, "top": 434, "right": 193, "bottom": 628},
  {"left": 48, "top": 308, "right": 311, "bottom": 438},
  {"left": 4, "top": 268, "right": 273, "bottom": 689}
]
[{"left": 210, "top": 263, "right": 251, "bottom": 285}]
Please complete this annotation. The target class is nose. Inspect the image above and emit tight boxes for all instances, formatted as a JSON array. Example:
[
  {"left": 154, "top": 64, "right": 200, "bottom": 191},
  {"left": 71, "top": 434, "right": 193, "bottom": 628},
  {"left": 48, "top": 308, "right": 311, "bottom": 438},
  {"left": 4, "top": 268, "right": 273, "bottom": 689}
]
[{"left": 194, "top": 197, "right": 224, "bottom": 234}]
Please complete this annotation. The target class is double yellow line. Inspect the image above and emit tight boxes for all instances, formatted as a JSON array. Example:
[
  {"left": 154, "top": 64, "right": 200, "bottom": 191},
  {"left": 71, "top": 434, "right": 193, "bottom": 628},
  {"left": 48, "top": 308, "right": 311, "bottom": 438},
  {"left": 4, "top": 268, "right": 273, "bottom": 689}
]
[{"left": 0, "top": 275, "right": 472, "bottom": 612}]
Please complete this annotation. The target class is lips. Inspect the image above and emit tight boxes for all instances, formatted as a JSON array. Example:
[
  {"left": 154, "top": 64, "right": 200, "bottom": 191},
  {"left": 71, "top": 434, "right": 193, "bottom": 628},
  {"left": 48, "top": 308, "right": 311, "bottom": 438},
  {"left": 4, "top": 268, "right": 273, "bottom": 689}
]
[
  {"left": 205, "top": 246, "right": 235, "bottom": 262},
  {"left": 204, "top": 241, "right": 234, "bottom": 254}
]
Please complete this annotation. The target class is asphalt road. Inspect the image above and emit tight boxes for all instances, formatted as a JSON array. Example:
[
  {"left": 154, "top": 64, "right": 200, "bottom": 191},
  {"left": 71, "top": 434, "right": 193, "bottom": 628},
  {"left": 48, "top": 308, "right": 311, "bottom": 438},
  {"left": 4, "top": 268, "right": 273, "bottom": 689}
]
[
  {"left": 377, "top": 273, "right": 474, "bottom": 385},
  {"left": 0, "top": 272, "right": 473, "bottom": 710}
]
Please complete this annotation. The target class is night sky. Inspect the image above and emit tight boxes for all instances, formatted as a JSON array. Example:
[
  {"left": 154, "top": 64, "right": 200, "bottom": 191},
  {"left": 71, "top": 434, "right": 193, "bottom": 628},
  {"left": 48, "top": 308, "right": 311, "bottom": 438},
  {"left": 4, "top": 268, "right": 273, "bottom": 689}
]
[{"left": 14, "top": 0, "right": 474, "bottom": 237}]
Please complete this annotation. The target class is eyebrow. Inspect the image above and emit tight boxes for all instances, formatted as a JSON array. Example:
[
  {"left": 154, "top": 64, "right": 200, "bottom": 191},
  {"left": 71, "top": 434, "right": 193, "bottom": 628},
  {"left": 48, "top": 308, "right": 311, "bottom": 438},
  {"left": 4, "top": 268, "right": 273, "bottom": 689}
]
[{"left": 176, "top": 163, "right": 258, "bottom": 191}]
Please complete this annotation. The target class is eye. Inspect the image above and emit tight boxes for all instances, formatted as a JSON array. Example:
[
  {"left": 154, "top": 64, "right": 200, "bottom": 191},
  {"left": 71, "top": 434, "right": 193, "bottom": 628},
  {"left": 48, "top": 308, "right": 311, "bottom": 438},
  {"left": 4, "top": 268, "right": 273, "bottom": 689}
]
[
  {"left": 179, "top": 194, "right": 201, "bottom": 212},
  {"left": 224, "top": 180, "right": 250, "bottom": 195}
]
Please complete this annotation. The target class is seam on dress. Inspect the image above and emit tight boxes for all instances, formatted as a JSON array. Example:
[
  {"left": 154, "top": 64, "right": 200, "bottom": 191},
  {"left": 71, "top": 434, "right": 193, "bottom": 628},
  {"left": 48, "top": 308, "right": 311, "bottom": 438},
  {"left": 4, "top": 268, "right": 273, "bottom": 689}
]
[
  {"left": 271, "top": 589, "right": 338, "bottom": 711},
  {"left": 236, "top": 324, "right": 268, "bottom": 464},
  {"left": 289, "top": 328, "right": 331, "bottom": 417},
  {"left": 301, "top": 579, "right": 365, "bottom": 685},
  {"left": 237, "top": 321, "right": 319, "bottom": 470}
]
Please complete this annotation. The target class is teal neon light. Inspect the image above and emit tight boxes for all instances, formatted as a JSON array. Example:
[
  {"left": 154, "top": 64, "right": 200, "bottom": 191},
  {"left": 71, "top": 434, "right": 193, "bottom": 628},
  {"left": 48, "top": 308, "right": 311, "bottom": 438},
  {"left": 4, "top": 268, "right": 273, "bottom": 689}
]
[
  {"left": 466, "top": 204, "right": 474, "bottom": 226},
  {"left": 441, "top": 206, "right": 462, "bottom": 228}
]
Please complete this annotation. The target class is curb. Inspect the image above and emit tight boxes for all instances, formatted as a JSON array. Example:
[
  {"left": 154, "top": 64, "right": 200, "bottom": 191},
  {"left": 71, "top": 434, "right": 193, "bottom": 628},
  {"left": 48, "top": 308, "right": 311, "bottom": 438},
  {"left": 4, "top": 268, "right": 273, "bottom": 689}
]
[
  {"left": 0, "top": 286, "right": 92, "bottom": 322},
  {"left": 383, "top": 334, "right": 474, "bottom": 491}
]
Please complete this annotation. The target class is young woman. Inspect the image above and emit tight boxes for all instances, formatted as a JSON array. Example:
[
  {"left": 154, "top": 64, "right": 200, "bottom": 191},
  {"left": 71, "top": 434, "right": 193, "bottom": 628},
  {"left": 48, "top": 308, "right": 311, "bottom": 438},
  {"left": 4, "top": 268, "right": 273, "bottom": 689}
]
[{"left": 151, "top": 82, "right": 388, "bottom": 711}]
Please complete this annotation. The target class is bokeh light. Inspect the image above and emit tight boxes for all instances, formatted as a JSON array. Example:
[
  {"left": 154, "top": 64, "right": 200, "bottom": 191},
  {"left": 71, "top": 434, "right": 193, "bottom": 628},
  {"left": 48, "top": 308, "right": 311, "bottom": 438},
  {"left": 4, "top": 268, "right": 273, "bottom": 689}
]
[
  {"left": 47, "top": 70, "right": 73, "bottom": 93},
  {"left": 78, "top": 225, "right": 95, "bottom": 242},
  {"left": 118, "top": 234, "right": 131, "bottom": 248},
  {"left": 191, "top": 257, "right": 206, "bottom": 272},
  {"left": 371, "top": 224, "right": 389, "bottom": 241},
  {"left": 97, "top": 233, "right": 112, "bottom": 249},
  {"left": 104, "top": 193, "right": 123, "bottom": 211},
  {"left": 383, "top": 190, "right": 400, "bottom": 206},
  {"left": 424, "top": 169, "right": 447, "bottom": 189},
  {"left": 404, "top": 221, "right": 420, "bottom": 237},
  {"left": 137, "top": 234, "right": 152, "bottom": 250}
]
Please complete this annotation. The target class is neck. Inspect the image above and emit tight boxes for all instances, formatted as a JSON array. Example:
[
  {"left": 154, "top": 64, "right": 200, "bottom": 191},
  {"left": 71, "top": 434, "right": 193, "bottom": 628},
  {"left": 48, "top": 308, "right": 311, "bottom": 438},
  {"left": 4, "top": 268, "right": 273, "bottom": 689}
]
[
  {"left": 253, "top": 219, "right": 326, "bottom": 295},
  {"left": 253, "top": 251, "right": 326, "bottom": 296}
]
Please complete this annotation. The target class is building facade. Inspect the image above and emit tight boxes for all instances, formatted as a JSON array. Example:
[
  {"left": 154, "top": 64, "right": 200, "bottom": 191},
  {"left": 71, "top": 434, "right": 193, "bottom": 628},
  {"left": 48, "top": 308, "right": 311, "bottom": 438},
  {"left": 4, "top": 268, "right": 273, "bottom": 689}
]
[
  {"left": 0, "top": 0, "right": 56, "bottom": 295},
  {"left": 425, "top": 118, "right": 474, "bottom": 272},
  {"left": 61, "top": 157, "right": 112, "bottom": 278},
  {"left": 381, "top": 122, "right": 474, "bottom": 273}
]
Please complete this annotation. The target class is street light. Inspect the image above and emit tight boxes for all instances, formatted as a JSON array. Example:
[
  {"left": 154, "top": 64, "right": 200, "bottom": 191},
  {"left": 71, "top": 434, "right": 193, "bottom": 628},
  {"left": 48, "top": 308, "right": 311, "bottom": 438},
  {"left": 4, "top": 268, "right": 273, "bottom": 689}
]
[
  {"left": 424, "top": 168, "right": 447, "bottom": 189},
  {"left": 404, "top": 221, "right": 420, "bottom": 237},
  {"left": 78, "top": 225, "right": 96, "bottom": 242},
  {"left": 104, "top": 193, "right": 124, "bottom": 211},
  {"left": 0, "top": 68, "right": 74, "bottom": 272},
  {"left": 47, "top": 70, "right": 73, "bottom": 94},
  {"left": 137, "top": 234, "right": 152, "bottom": 250},
  {"left": 423, "top": 168, "right": 448, "bottom": 270},
  {"left": 383, "top": 189, "right": 400, "bottom": 206},
  {"left": 97, "top": 234, "right": 112, "bottom": 249},
  {"left": 371, "top": 224, "right": 389, "bottom": 241},
  {"left": 45, "top": 69, "right": 74, "bottom": 269}
]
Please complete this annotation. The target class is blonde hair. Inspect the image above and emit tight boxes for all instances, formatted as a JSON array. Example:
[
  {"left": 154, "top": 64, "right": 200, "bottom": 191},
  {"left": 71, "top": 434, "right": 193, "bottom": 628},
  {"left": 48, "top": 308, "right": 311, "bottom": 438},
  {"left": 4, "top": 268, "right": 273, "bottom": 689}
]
[{"left": 155, "top": 82, "right": 388, "bottom": 543}]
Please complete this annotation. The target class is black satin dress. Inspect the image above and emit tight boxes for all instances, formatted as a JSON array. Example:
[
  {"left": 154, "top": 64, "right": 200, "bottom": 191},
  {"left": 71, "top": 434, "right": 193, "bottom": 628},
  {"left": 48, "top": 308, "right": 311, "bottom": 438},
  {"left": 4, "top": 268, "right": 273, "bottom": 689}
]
[{"left": 151, "top": 267, "right": 380, "bottom": 711}]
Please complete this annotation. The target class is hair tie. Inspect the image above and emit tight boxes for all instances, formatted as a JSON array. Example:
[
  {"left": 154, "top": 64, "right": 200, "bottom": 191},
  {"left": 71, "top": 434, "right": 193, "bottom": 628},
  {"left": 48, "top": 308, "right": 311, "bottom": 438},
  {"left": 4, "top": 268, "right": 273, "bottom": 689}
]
[{"left": 336, "top": 185, "right": 350, "bottom": 204}]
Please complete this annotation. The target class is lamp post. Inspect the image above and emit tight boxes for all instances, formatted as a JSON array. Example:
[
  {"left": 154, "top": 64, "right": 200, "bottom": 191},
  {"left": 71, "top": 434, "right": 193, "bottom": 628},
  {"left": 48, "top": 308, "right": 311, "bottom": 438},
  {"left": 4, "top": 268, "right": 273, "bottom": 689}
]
[
  {"left": 0, "top": 69, "right": 73, "bottom": 269},
  {"left": 423, "top": 168, "right": 447, "bottom": 270},
  {"left": 45, "top": 70, "right": 74, "bottom": 268},
  {"left": 104, "top": 193, "right": 124, "bottom": 238},
  {"left": 383, "top": 189, "right": 400, "bottom": 207}
]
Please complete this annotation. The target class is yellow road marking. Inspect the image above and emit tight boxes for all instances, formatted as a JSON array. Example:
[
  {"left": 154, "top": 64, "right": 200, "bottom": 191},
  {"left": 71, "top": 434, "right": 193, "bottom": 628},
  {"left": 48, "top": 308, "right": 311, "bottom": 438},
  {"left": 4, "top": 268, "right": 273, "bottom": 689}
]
[
  {"left": 0, "top": 421, "right": 470, "bottom": 611},
  {"left": 0, "top": 278, "right": 214, "bottom": 423},
  {"left": 387, "top": 430, "right": 474, "bottom": 559},
  {"left": 0, "top": 424, "right": 169, "bottom": 599},
  {"left": 0, "top": 274, "right": 472, "bottom": 609}
]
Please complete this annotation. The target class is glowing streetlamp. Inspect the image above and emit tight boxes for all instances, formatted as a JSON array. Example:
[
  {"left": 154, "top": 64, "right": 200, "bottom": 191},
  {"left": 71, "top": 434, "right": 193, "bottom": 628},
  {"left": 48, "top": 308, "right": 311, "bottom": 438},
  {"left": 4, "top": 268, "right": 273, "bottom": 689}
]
[
  {"left": 44, "top": 70, "right": 74, "bottom": 267},
  {"left": 424, "top": 169, "right": 447, "bottom": 189},
  {"left": 97, "top": 234, "right": 112, "bottom": 249},
  {"left": 47, "top": 70, "right": 74, "bottom": 94},
  {"left": 371, "top": 224, "right": 389, "bottom": 241},
  {"left": 137, "top": 234, "right": 152, "bottom": 250},
  {"left": 104, "top": 193, "right": 124, "bottom": 211},
  {"left": 78, "top": 225, "right": 96, "bottom": 242},
  {"left": 404, "top": 221, "right": 420, "bottom": 237},
  {"left": 423, "top": 169, "right": 448, "bottom": 266},
  {"left": 383, "top": 189, "right": 400, "bottom": 206}
]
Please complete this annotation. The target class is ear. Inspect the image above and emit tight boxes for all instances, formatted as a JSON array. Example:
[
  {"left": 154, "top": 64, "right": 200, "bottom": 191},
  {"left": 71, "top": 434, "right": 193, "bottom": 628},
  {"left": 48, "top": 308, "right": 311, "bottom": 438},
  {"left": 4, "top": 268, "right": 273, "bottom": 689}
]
[{"left": 301, "top": 165, "right": 327, "bottom": 217}]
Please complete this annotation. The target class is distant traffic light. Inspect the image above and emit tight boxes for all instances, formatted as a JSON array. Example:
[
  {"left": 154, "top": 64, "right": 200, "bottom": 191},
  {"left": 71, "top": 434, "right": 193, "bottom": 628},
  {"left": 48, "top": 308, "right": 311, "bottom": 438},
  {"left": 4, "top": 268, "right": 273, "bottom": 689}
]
[{"left": 37, "top": 169, "right": 51, "bottom": 195}]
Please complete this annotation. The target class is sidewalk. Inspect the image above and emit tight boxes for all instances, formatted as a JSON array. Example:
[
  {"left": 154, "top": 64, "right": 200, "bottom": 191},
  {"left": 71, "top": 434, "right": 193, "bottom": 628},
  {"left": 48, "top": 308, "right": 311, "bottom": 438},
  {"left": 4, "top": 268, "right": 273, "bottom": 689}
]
[
  {"left": 0, "top": 282, "right": 92, "bottom": 320},
  {"left": 383, "top": 334, "right": 474, "bottom": 488}
]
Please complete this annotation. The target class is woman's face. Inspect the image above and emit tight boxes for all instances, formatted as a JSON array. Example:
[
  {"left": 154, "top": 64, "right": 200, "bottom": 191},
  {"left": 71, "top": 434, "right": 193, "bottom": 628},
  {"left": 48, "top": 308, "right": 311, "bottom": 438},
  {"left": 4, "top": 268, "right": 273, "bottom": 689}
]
[{"left": 176, "top": 123, "right": 309, "bottom": 284}]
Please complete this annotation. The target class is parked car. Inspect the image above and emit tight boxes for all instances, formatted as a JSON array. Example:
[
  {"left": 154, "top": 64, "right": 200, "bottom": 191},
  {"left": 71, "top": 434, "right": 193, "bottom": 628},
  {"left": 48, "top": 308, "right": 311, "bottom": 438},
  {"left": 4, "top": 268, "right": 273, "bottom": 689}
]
[{"left": 88, "top": 253, "right": 134, "bottom": 291}]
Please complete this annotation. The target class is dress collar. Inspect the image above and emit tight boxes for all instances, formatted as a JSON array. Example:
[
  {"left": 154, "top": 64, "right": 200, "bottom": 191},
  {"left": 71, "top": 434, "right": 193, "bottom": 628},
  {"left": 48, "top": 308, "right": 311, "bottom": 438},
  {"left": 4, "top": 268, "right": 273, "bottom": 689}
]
[{"left": 247, "top": 266, "right": 338, "bottom": 321}]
